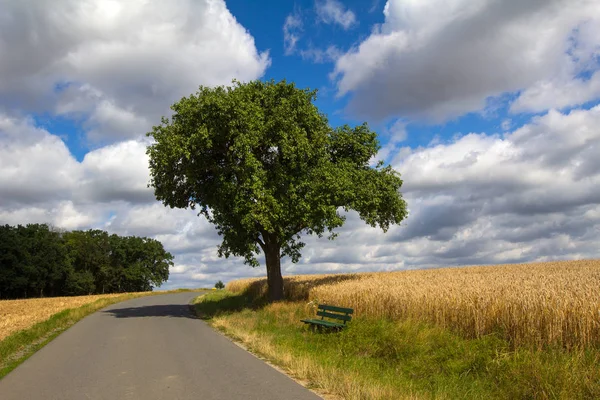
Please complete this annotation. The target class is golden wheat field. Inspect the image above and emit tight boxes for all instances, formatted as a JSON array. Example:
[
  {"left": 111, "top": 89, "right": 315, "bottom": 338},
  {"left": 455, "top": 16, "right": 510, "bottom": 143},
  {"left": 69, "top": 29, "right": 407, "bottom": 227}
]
[
  {"left": 0, "top": 293, "right": 139, "bottom": 341},
  {"left": 227, "top": 259, "right": 600, "bottom": 349}
]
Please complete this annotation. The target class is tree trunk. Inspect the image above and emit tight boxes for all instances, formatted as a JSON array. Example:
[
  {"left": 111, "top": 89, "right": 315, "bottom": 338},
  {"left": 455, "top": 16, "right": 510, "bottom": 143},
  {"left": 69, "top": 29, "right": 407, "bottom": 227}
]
[{"left": 264, "top": 243, "right": 284, "bottom": 302}]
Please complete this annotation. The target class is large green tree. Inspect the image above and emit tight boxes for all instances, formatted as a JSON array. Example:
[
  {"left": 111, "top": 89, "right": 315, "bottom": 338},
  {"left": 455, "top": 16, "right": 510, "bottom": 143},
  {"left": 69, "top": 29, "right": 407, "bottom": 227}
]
[{"left": 147, "top": 80, "right": 408, "bottom": 301}]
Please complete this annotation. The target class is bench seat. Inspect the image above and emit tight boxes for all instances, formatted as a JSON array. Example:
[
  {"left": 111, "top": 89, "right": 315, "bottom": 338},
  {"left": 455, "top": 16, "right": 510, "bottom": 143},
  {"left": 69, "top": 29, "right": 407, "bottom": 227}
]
[
  {"left": 300, "top": 304, "right": 353, "bottom": 331},
  {"left": 300, "top": 318, "right": 344, "bottom": 328}
]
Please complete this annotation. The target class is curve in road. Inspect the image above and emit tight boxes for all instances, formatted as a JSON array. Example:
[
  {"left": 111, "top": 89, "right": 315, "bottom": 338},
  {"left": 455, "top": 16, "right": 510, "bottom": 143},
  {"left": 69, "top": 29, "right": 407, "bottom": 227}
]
[{"left": 0, "top": 292, "right": 321, "bottom": 400}]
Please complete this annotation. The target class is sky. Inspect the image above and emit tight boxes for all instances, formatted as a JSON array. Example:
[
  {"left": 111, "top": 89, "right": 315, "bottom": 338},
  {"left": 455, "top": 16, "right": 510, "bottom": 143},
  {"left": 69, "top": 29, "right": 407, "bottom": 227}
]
[{"left": 1, "top": 0, "right": 600, "bottom": 290}]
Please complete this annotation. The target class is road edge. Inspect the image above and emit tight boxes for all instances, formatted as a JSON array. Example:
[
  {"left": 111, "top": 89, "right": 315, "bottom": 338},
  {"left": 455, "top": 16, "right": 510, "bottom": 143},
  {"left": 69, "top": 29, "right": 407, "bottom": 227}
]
[
  {"left": 189, "top": 294, "right": 337, "bottom": 400},
  {"left": 0, "top": 290, "right": 203, "bottom": 379}
]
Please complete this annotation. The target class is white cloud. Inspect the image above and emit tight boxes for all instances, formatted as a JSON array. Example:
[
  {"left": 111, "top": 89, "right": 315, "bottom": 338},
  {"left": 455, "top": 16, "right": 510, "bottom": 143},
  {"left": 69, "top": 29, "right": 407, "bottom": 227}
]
[
  {"left": 0, "top": 113, "right": 154, "bottom": 206},
  {"left": 53, "top": 201, "right": 97, "bottom": 230},
  {"left": 0, "top": 0, "right": 270, "bottom": 142},
  {"left": 389, "top": 106, "right": 600, "bottom": 256},
  {"left": 0, "top": 113, "right": 245, "bottom": 288},
  {"left": 0, "top": 0, "right": 274, "bottom": 289},
  {"left": 79, "top": 139, "right": 154, "bottom": 204},
  {"left": 332, "top": 0, "right": 600, "bottom": 121},
  {"left": 283, "top": 3, "right": 351, "bottom": 63},
  {"left": 0, "top": 201, "right": 96, "bottom": 230},
  {"left": 55, "top": 84, "right": 150, "bottom": 143},
  {"left": 1, "top": 0, "right": 599, "bottom": 290},
  {"left": 511, "top": 71, "right": 600, "bottom": 114},
  {"left": 299, "top": 45, "right": 343, "bottom": 63},
  {"left": 105, "top": 204, "right": 194, "bottom": 237},
  {"left": 315, "top": 0, "right": 357, "bottom": 30},
  {"left": 374, "top": 119, "right": 407, "bottom": 163},
  {"left": 283, "top": 13, "right": 303, "bottom": 55},
  {"left": 280, "top": 106, "right": 600, "bottom": 275},
  {"left": 0, "top": 114, "right": 81, "bottom": 206},
  {"left": 2, "top": 105, "right": 600, "bottom": 289}
]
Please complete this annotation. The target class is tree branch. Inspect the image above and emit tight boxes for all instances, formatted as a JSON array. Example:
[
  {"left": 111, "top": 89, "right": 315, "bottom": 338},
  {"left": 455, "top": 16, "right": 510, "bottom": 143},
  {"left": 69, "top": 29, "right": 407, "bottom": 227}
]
[{"left": 256, "top": 236, "right": 265, "bottom": 251}]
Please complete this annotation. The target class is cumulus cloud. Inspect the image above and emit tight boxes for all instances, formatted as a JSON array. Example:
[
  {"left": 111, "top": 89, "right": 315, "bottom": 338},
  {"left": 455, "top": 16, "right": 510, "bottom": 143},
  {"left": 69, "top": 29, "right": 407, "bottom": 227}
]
[
  {"left": 2, "top": 105, "right": 600, "bottom": 289},
  {"left": 104, "top": 204, "right": 195, "bottom": 238},
  {"left": 0, "top": 113, "right": 244, "bottom": 288},
  {"left": 0, "top": 201, "right": 97, "bottom": 230},
  {"left": 79, "top": 140, "right": 154, "bottom": 204},
  {"left": 511, "top": 71, "right": 600, "bottom": 114},
  {"left": 332, "top": 0, "right": 600, "bottom": 121},
  {"left": 0, "top": 114, "right": 81, "bottom": 206},
  {"left": 0, "top": 0, "right": 270, "bottom": 142},
  {"left": 1, "top": 0, "right": 599, "bottom": 291},
  {"left": 276, "top": 106, "right": 600, "bottom": 276},
  {"left": 55, "top": 84, "right": 150, "bottom": 143},
  {"left": 0, "top": 0, "right": 270, "bottom": 286},
  {"left": 0, "top": 0, "right": 272, "bottom": 289},
  {"left": 315, "top": 0, "right": 357, "bottom": 30},
  {"left": 0, "top": 114, "right": 154, "bottom": 207},
  {"left": 388, "top": 106, "right": 600, "bottom": 261}
]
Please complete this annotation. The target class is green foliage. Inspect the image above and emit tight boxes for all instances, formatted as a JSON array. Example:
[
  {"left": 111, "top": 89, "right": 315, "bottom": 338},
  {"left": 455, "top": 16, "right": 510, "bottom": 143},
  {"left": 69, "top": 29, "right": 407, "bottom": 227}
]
[
  {"left": 0, "top": 224, "right": 173, "bottom": 299},
  {"left": 147, "top": 80, "right": 407, "bottom": 292},
  {"left": 0, "top": 224, "right": 69, "bottom": 298},
  {"left": 214, "top": 280, "right": 225, "bottom": 290}
]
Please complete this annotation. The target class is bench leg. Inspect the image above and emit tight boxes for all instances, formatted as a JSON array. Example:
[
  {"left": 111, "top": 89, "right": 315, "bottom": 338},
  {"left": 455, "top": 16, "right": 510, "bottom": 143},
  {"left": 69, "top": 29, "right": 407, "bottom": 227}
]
[{"left": 305, "top": 323, "right": 343, "bottom": 333}]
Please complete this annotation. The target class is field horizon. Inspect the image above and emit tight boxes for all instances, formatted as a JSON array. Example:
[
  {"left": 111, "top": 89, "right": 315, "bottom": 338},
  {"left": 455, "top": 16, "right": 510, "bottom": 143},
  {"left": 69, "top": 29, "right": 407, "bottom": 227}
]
[{"left": 228, "top": 258, "right": 600, "bottom": 349}]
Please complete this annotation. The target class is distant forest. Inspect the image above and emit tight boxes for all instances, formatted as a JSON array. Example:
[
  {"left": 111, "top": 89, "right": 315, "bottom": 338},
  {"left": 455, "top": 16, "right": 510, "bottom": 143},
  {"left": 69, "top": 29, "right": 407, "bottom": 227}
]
[{"left": 0, "top": 224, "right": 173, "bottom": 299}]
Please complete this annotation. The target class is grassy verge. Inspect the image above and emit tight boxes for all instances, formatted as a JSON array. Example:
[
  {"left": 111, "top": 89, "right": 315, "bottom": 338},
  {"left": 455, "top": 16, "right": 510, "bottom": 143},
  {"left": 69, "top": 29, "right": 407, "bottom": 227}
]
[
  {"left": 0, "top": 289, "right": 202, "bottom": 379},
  {"left": 194, "top": 290, "right": 600, "bottom": 400}
]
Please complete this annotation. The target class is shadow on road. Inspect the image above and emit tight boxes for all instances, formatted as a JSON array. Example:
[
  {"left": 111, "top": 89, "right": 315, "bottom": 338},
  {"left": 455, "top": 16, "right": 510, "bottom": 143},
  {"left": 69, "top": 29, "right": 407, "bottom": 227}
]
[
  {"left": 194, "top": 292, "right": 262, "bottom": 320},
  {"left": 103, "top": 304, "right": 197, "bottom": 319}
]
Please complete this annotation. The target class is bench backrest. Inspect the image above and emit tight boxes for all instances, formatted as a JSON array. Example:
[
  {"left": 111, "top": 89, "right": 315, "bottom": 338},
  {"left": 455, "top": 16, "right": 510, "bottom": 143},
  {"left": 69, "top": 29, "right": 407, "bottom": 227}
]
[{"left": 316, "top": 304, "right": 354, "bottom": 324}]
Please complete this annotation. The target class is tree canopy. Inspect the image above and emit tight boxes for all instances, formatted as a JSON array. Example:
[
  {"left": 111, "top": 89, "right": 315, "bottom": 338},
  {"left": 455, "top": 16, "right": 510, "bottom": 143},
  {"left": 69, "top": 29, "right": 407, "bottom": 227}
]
[
  {"left": 147, "top": 79, "right": 407, "bottom": 301},
  {"left": 0, "top": 224, "right": 172, "bottom": 299}
]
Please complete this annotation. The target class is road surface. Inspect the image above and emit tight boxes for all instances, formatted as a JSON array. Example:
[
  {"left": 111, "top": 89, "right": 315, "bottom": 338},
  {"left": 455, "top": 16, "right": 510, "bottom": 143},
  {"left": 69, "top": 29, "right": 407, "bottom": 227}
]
[{"left": 0, "top": 292, "right": 321, "bottom": 400}]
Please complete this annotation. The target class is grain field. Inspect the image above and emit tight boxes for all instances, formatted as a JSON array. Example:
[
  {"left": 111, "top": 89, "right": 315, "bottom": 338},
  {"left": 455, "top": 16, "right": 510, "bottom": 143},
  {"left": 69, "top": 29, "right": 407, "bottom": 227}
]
[
  {"left": 1, "top": 293, "right": 138, "bottom": 340},
  {"left": 227, "top": 259, "right": 600, "bottom": 349}
]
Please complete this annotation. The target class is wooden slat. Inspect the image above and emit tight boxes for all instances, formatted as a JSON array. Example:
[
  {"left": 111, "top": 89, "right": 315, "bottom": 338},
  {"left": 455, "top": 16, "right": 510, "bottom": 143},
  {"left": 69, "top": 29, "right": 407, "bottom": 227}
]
[
  {"left": 301, "top": 319, "right": 344, "bottom": 328},
  {"left": 316, "top": 310, "right": 352, "bottom": 322},
  {"left": 318, "top": 304, "right": 354, "bottom": 314}
]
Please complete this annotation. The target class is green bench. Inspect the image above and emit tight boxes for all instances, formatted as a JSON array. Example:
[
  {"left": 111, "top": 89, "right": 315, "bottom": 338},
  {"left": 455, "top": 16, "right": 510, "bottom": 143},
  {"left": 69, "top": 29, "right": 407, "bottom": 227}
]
[{"left": 301, "top": 304, "right": 353, "bottom": 331}]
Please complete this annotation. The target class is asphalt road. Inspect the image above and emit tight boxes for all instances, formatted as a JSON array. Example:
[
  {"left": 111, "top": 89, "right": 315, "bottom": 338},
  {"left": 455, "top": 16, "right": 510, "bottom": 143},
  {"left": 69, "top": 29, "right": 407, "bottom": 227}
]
[{"left": 0, "top": 292, "right": 322, "bottom": 400}]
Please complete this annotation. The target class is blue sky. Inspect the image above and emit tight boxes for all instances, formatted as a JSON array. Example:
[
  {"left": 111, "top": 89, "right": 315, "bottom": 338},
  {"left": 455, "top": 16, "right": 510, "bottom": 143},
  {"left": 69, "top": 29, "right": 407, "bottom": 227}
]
[{"left": 1, "top": 0, "right": 600, "bottom": 289}]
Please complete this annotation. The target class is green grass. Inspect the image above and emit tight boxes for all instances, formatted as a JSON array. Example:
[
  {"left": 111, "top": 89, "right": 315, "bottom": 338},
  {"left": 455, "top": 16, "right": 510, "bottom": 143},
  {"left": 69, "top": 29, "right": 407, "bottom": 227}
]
[
  {"left": 194, "top": 291, "right": 600, "bottom": 399},
  {"left": 0, "top": 289, "right": 205, "bottom": 379}
]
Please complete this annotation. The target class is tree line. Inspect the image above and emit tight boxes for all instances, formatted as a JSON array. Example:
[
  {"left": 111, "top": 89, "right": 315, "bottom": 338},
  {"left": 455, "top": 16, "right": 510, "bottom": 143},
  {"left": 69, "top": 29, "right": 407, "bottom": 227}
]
[{"left": 0, "top": 224, "right": 173, "bottom": 299}]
